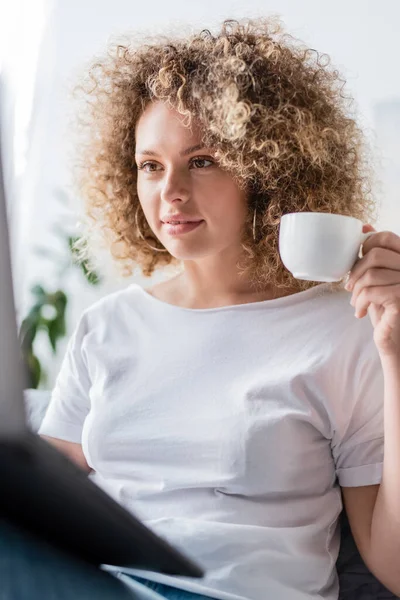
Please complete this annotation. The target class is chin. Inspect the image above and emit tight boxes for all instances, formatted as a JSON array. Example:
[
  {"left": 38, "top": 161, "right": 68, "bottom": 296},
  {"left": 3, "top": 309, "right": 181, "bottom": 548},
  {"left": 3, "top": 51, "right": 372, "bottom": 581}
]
[
  {"left": 164, "top": 242, "right": 217, "bottom": 261},
  {"left": 168, "top": 250, "right": 211, "bottom": 261}
]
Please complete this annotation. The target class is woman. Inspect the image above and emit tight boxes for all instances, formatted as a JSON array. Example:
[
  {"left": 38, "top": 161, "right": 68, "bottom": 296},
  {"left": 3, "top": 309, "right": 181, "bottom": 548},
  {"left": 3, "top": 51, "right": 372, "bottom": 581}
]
[{"left": 3, "top": 17, "right": 400, "bottom": 600}]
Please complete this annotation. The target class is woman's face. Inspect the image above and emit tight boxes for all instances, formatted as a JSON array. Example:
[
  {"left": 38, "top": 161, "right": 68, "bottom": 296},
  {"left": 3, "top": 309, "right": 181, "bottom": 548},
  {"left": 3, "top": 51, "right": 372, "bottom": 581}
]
[{"left": 135, "top": 101, "right": 248, "bottom": 261}]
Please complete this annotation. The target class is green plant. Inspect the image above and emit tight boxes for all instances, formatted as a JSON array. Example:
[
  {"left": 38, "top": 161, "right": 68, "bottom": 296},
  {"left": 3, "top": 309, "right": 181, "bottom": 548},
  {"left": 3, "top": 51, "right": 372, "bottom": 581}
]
[
  {"left": 19, "top": 227, "right": 101, "bottom": 389},
  {"left": 19, "top": 286, "right": 68, "bottom": 388}
]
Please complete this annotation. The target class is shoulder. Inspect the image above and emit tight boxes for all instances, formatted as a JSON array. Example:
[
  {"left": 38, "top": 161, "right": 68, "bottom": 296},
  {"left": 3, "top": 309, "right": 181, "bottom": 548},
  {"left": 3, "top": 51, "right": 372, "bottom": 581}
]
[
  {"left": 317, "top": 289, "right": 383, "bottom": 417},
  {"left": 302, "top": 286, "right": 382, "bottom": 399},
  {"left": 66, "top": 284, "right": 151, "bottom": 355},
  {"left": 66, "top": 284, "right": 145, "bottom": 344},
  {"left": 311, "top": 285, "right": 376, "bottom": 351},
  {"left": 81, "top": 283, "right": 143, "bottom": 323}
]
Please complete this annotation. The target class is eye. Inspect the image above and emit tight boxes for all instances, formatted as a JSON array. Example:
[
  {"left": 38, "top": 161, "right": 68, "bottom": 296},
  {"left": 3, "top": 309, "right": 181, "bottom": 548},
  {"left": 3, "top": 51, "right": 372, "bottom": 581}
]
[
  {"left": 137, "top": 161, "right": 160, "bottom": 173},
  {"left": 137, "top": 157, "right": 215, "bottom": 172},
  {"left": 190, "top": 157, "right": 214, "bottom": 169}
]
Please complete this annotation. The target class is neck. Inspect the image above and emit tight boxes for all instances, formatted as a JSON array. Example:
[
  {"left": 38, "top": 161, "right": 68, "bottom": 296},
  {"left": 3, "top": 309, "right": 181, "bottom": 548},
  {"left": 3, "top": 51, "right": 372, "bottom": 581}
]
[{"left": 175, "top": 251, "right": 283, "bottom": 309}]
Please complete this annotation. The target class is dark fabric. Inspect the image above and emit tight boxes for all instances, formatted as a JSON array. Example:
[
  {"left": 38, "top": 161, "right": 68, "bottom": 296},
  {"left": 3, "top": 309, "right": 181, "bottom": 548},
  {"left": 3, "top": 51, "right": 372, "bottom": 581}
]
[{"left": 337, "top": 509, "right": 399, "bottom": 600}]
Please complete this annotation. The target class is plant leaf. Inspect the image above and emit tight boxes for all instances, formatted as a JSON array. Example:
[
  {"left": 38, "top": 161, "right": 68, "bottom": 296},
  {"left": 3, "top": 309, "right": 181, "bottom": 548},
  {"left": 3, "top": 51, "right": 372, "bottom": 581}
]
[
  {"left": 47, "top": 314, "right": 66, "bottom": 353},
  {"left": 26, "top": 351, "right": 41, "bottom": 389},
  {"left": 68, "top": 236, "right": 101, "bottom": 285},
  {"left": 31, "top": 284, "right": 46, "bottom": 301},
  {"left": 19, "top": 306, "right": 42, "bottom": 352}
]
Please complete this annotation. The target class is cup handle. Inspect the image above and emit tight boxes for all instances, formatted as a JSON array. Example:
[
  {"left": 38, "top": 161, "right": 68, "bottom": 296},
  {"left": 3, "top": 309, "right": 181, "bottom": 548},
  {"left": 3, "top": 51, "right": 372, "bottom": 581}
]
[{"left": 359, "top": 231, "right": 376, "bottom": 258}]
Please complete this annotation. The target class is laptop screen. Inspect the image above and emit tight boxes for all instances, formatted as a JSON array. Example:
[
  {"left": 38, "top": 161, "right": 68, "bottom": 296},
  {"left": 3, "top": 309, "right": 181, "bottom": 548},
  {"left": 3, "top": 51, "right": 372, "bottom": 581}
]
[{"left": 0, "top": 111, "right": 27, "bottom": 438}]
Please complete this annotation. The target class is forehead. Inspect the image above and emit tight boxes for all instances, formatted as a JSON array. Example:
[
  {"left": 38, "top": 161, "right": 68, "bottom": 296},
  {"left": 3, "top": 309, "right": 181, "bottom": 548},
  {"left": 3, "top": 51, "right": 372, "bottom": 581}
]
[{"left": 135, "top": 101, "right": 203, "bottom": 149}]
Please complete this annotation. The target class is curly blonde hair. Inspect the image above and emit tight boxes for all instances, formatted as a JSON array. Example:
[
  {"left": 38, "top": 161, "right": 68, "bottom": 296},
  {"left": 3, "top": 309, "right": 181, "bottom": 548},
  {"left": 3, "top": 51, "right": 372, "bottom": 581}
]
[{"left": 73, "top": 16, "right": 377, "bottom": 292}]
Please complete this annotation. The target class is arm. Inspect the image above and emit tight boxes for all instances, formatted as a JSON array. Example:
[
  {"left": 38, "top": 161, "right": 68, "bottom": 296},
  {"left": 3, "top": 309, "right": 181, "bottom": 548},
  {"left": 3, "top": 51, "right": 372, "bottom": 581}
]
[
  {"left": 40, "top": 435, "right": 92, "bottom": 474},
  {"left": 342, "top": 355, "right": 400, "bottom": 596},
  {"left": 38, "top": 312, "right": 92, "bottom": 466}
]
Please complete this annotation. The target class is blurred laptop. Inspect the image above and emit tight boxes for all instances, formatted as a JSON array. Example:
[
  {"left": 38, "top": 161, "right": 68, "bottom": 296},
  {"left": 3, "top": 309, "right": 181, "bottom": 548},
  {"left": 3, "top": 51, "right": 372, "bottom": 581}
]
[{"left": 0, "top": 110, "right": 204, "bottom": 578}]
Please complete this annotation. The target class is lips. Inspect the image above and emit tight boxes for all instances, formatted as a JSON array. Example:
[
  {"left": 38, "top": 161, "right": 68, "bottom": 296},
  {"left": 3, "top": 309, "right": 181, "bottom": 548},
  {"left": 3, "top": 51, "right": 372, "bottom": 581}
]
[
  {"left": 163, "top": 220, "right": 202, "bottom": 224},
  {"left": 161, "top": 216, "right": 203, "bottom": 224},
  {"left": 162, "top": 220, "right": 204, "bottom": 235}
]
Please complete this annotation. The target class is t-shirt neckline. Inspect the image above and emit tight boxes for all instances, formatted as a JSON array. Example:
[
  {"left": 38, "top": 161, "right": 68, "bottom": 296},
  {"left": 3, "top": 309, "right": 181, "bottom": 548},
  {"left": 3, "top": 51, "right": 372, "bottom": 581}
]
[{"left": 132, "top": 281, "right": 335, "bottom": 314}]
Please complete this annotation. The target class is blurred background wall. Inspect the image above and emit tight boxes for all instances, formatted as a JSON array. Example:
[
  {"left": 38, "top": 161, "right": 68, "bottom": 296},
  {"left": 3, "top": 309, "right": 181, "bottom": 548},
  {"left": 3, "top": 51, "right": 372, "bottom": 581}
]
[{"left": 1, "top": 0, "right": 399, "bottom": 387}]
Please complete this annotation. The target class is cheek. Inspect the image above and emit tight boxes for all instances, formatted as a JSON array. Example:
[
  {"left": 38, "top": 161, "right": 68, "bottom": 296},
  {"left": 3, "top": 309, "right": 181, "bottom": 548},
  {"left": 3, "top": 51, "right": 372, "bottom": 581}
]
[
  {"left": 206, "top": 197, "right": 247, "bottom": 240},
  {"left": 214, "top": 186, "right": 247, "bottom": 228},
  {"left": 136, "top": 178, "right": 148, "bottom": 204},
  {"left": 137, "top": 181, "right": 158, "bottom": 216}
]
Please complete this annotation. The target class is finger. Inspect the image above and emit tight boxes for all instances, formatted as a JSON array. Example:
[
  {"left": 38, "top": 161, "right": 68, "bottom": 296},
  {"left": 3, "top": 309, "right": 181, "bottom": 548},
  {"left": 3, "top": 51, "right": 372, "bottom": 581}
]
[
  {"left": 346, "top": 248, "right": 400, "bottom": 290},
  {"left": 353, "top": 283, "right": 400, "bottom": 318},
  {"left": 350, "top": 268, "right": 400, "bottom": 306},
  {"left": 361, "top": 230, "right": 400, "bottom": 257}
]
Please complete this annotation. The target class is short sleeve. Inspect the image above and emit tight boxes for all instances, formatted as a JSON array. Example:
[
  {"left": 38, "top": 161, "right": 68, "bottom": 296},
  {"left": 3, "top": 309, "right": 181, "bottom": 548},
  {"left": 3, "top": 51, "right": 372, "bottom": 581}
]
[
  {"left": 330, "top": 325, "right": 384, "bottom": 488},
  {"left": 38, "top": 312, "right": 91, "bottom": 443}
]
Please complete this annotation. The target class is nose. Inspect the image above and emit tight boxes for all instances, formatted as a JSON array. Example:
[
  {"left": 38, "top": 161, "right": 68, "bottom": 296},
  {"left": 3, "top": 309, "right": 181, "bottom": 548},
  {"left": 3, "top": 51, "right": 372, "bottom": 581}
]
[{"left": 160, "top": 168, "right": 190, "bottom": 205}]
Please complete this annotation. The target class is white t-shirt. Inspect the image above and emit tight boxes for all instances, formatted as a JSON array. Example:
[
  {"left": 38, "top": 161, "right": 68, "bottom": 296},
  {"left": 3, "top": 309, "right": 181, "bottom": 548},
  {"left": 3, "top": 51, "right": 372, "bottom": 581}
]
[{"left": 39, "top": 282, "right": 384, "bottom": 600}]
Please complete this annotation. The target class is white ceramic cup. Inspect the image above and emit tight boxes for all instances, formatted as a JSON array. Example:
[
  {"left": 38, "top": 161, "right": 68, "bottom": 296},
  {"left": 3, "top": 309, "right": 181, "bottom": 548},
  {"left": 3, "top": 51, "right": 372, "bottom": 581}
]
[{"left": 279, "top": 212, "right": 375, "bottom": 282}]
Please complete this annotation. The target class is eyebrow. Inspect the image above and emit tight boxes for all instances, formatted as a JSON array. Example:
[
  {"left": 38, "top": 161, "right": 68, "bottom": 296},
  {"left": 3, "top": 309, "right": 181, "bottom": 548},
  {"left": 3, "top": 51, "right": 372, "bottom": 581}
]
[{"left": 135, "top": 144, "right": 207, "bottom": 158}]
